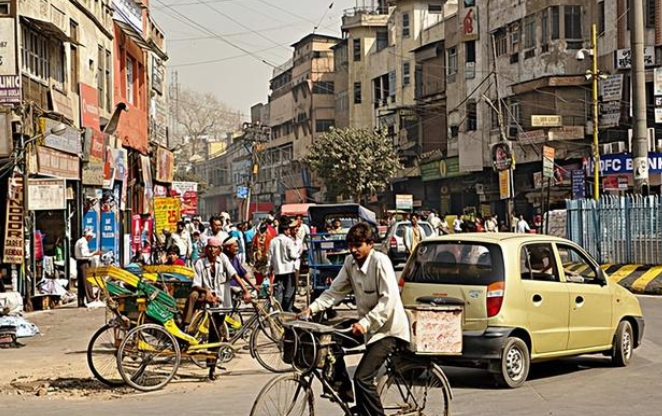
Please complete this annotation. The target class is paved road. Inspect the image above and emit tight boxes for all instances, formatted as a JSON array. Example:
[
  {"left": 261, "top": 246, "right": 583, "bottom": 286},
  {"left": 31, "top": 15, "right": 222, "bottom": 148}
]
[{"left": 1, "top": 297, "right": 661, "bottom": 415}]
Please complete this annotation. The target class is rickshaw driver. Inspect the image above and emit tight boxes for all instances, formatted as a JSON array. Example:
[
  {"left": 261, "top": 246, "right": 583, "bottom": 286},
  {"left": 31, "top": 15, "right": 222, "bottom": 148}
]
[
  {"left": 183, "top": 237, "right": 252, "bottom": 380},
  {"left": 299, "top": 223, "right": 410, "bottom": 416}
]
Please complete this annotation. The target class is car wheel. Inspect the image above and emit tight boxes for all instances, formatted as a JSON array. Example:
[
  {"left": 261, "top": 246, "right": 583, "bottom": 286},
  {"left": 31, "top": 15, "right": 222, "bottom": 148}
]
[
  {"left": 493, "top": 337, "right": 530, "bottom": 388},
  {"left": 611, "top": 320, "right": 634, "bottom": 367}
]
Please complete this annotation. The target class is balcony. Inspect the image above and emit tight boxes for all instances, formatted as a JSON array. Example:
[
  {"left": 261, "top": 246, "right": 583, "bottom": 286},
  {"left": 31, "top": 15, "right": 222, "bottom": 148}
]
[{"left": 342, "top": 6, "right": 389, "bottom": 30}]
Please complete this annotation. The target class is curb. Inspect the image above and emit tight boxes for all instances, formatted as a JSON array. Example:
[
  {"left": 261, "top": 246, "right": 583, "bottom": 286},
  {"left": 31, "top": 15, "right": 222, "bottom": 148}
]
[{"left": 601, "top": 264, "right": 662, "bottom": 295}]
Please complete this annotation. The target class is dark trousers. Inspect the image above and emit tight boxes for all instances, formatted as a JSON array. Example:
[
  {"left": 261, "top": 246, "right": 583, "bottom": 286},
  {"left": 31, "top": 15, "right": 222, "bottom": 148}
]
[
  {"left": 76, "top": 260, "right": 95, "bottom": 306},
  {"left": 273, "top": 272, "right": 296, "bottom": 312},
  {"left": 207, "top": 312, "right": 226, "bottom": 369},
  {"left": 336, "top": 337, "right": 399, "bottom": 416}
]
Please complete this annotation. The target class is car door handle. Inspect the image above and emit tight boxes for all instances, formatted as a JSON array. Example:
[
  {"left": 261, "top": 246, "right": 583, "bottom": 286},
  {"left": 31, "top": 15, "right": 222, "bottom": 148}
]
[
  {"left": 532, "top": 294, "right": 543, "bottom": 303},
  {"left": 575, "top": 295, "right": 584, "bottom": 304}
]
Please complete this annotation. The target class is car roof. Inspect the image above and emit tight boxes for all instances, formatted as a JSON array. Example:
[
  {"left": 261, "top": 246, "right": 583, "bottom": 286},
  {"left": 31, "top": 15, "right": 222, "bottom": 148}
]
[{"left": 424, "top": 232, "right": 573, "bottom": 245}]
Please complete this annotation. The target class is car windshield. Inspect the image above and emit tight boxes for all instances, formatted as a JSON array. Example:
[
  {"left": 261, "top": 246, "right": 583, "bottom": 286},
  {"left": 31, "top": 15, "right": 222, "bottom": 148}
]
[{"left": 403, "top": 241, "right": 505, "bottom": 285}]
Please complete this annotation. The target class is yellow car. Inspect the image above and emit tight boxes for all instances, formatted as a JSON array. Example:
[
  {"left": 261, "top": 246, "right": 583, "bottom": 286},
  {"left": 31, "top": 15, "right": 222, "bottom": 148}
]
[{"left": 399, "top": 233, "right": 645, "bottom": 388}]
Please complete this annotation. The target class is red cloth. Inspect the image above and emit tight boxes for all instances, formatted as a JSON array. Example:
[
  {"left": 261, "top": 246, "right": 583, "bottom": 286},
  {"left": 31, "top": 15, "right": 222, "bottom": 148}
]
[{"left": 167, "top": 258, "right": 186, "bottom": 266}]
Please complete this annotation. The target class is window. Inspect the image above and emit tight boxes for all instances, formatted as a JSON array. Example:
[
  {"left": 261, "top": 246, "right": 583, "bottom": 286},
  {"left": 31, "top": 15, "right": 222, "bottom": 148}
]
[
  {"left": 598, "top": 2, "right": 605, "bottom": 35},
  {"left": 508, "top": 101, "right": 521, "bottom": 138},
  {"left": 495, "top": 30, "right": 507, "bottom": 56},
  {"left": 447, "top": 46, "right": 457, "bottom": 75},
  {"left": 524, "top": 15, "right": 536, "bottom": 49},
  {"left": 353, "top": 38, "right": 361, "bottom": 61},
  {"left": 70, "top": 21, "right": 79, "bottom": 93},
  {"left": 557, "top": 245, "right": 602, "bottom": 284},
  {"left": 551, "top": 6, "right": 560, "bottom": 40},
  {"left": 20, "top": 25, "right": 65, "bottom": 83},
  {"left": 564, "top": 6, "right": 582, "bottom": 40},
  {"left": 126, "top": 56, "right": 135, "bottom": 105},
  {"left": 353, "top": 82, "right": 362, "bottom": 104},
  {"left": 466, "top": 40, "right": 476, "bottom": 63},
  {"left": 466, "top": 100, "right": 477, "bottom": 131},
  {"left": 315, "top": 119, "right": 334, "bottom": 133},
  {"left": 105, "top": 49, "right": 112, "bottom": 110},
  {"left": 646, "top": 0, "right": 656, "bottom": 28},
  {"left": 402, "top": 13, "right": 410, "bottom": 37},
  {"left": 428, "top": 3, "right": 443, "bottom": 14},
  {"left": 520, "top": 244, "right": 559, "bottom": 282},
  {"left": 98, "top": 46, "right": 104, "bottom": 110},
  {"left": 541, "top": 9, "right": 549, "bottom": 50},
  {"left": 510, "top": 22, "right": 521, "bottom": 52},
  {"left": 312, "top": 81, "right": 334, "bottom": 94},
  {"left": 402, "top": 61, "right": 411, "bottom": 86},
  {"left": 376, "top": 30, "right": 388, "bottom": 51}
]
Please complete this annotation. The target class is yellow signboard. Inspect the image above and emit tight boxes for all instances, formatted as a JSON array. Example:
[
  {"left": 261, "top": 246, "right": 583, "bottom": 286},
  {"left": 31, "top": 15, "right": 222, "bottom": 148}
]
[
  {"left": 499, "top": 170, "right": 511, "bottom": 200},
  {"left": 531, "top": 115, "right": 562, "bottom": 128},
  {"left": 154, "top": 197, "right": 181, "bottom": 233}
]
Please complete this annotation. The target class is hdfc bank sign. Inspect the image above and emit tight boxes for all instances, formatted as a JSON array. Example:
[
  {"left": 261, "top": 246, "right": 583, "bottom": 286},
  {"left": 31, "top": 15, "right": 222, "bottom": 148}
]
[{"left": 586, "top": 152, "right": 662, "bottom": 175}]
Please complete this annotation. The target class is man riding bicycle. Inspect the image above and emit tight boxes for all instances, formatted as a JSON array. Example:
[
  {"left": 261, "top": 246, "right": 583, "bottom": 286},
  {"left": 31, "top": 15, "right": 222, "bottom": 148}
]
[{"left": 300, "top": 223, "right": 410, "bottom": 416}]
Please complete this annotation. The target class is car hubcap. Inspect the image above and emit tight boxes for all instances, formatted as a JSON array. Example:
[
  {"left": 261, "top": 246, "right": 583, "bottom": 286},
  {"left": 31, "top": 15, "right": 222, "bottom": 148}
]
[
  {"left": 622, "top": 329, "right": 632, "bottom": 360},
  {"left": 506, "top": 346, "right": 524, "bottom": 381}
]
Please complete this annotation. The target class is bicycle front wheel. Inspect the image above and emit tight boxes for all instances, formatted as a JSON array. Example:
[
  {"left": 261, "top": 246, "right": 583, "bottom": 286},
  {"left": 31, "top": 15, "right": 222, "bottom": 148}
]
[
  {"left": 250, "top": 373, "right": 314, "bottom": 416},
  {"left": 116, "top": 324, "right": 181, "bottom": 392},
  {"left": 87, "top": 323, "right": 127, "bottom": 387},
  {"left": 250, "top": 323, "right": 291, "bottom": 373},
  {"left": 378, "top": 362, "right": 452, "bottom": 416}
]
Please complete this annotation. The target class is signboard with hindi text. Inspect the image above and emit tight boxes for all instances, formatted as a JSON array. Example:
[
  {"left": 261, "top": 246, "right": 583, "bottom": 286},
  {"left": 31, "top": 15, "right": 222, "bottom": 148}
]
[
  {"left": 27, "top": 178, "right": 66, "bottom": 210},
  {"left": 543, "top": 146, "right": 555, "bottom": 178},
  {"left": 3, "top": 174, "right": 24, "bottom": 264},
  {"left": 154, "top": 197, "right": 181, "bottom": 233}
]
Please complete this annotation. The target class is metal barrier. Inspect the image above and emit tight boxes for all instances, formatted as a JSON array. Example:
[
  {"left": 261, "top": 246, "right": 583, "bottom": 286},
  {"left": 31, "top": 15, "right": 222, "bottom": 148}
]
[{"left": 566, "top": 195, "right": 662, "bottom": 265}]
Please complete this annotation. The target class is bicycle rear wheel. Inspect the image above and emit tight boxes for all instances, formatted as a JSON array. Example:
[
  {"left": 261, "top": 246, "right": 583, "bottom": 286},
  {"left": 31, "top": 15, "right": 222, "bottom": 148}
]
[
  {"left": 378, "top": 361, "right": 452, "bottom": 416},
  {"left": 250, "top": 373, "right": 314, "bottom": 416},
  {"left": 87, "top": 323, "right": 127, "bottom": 387},
  {"left": 116, "top": 324, "right": 181, "bottom": 392}
]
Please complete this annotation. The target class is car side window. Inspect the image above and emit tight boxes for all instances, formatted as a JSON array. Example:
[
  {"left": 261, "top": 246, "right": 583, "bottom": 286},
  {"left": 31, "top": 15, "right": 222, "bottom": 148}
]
[
  {"left": 421, "top": 223, "right": 433, "bottom": 236},
  {"left": 556, "top": 244, "right": 600, "bottom": 284},
  {"left": 395, "top": 225, "right": 405, "bottom": 238},
  {"left": 520, "top": 243, "right": 560, "bottom": 282}
]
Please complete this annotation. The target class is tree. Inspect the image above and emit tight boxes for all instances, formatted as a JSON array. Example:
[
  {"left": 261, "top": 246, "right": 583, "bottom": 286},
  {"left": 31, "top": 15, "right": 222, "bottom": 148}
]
[{"left": 306, "top": 128, "right": 402, "bottom": 203}]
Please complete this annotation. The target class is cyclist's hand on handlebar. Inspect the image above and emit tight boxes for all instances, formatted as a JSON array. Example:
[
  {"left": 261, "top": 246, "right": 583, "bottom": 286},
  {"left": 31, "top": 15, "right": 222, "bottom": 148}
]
[
  {"left": 242, "top": 290, "right": 252, "bottom": 304},
  {"left": 351, "top": 323, "right": 366, "bottom": 336},
  {"left": 297, "top": 307, "right": 312, "bottom": 321}
]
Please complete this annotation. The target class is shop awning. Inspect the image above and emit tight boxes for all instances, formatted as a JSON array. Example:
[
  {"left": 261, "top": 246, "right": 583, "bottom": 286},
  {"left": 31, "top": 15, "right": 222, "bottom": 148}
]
[
  {"left": 21, "top": 17, "right": 82, "bottom": 45},
  {"left": 114, "top": 19, "right": 151, "bottom": 50}
]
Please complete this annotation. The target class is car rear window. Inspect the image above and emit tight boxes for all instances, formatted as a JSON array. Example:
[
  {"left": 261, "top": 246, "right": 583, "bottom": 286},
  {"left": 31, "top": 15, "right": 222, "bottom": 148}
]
[{"left": 403, "top": 241, "right": 505, "bottom": 285}]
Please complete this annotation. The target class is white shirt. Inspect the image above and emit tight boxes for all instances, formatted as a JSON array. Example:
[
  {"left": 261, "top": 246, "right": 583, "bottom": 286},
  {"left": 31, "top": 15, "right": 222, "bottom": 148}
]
[
  {"left": 453, "top": 218, "right": 463, "bottom": 232},
  {"left": 485, "top": 218, "right": 498, "bottom": 233},
  {"left": 296, "top": 223, "right": 311, "bottom": 250},
  {"left": 192, "top": 254, "right": 238, "bottom": 307},
  {"left": 201, "top": 229, "right": 229, "bottom": 246},
  {"left": 517, "top": 219, "right": 530, "bottom": 233},
  {"left": 173, "top": 232, "right": 191, "bottom": 257},
  {"left": 309, "top": 250, "right": 411, "bottom": 345},
  {"left": 75, "top": 237, "right": 94, "bottom": 260},
  {"left": 268, "top": 234, "right": 299, "bottom": 275}
]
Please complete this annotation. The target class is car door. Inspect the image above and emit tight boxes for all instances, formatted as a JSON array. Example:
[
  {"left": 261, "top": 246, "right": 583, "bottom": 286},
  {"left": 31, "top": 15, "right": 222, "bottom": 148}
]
[
  {"left": 519, "top": 243, "right": 570, "bottom": 354},
  {"left": 556, "top": 243, "right": 614, "bottom": 351}
]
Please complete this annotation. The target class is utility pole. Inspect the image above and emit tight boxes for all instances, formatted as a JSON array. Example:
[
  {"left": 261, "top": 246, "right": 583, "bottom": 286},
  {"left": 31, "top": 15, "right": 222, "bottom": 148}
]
[
  {"left": 631, "top": 0, "right": 649, "bottom": 193},
  {"left": 241, "top": 122, "right": 270, "bottom": 222},
  {"left": 590, "top": 23, "right": 600, "bottom": 201}
]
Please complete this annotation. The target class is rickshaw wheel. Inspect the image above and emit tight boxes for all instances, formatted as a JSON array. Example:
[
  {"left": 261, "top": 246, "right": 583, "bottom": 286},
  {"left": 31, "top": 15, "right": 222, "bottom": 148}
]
[
  {"left": 116, "top": 324, "right": 181, "bottom": 392},
  {"left": 87, "top": 323, "right": 127, "bottom": 387}
]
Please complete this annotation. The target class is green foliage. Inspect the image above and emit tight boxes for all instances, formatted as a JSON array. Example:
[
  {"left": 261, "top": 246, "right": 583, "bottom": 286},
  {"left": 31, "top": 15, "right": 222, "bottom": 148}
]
[{"left": 306, "top": 128, "right": 401, "bottom": 203}]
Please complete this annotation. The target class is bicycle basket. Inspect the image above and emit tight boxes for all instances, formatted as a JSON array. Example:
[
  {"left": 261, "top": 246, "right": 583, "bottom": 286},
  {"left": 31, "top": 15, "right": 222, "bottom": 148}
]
[{"left": 282, "top": 321, "right": 336, "bottom": 371}]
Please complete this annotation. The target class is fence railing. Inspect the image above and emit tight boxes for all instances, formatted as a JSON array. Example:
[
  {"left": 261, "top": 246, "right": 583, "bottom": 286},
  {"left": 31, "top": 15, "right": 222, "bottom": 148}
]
[{"left": 566, "top": 195, "right": 662, "bottom": 265}]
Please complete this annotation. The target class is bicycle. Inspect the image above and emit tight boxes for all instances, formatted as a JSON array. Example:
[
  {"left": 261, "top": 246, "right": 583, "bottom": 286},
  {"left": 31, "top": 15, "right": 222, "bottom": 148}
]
[{"left": 250, "top": 320, "right": 452, "bottom": 416}]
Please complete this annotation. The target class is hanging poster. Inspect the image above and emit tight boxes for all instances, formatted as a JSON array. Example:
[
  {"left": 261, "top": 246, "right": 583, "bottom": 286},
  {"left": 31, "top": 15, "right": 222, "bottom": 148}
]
[
  {"left": 156, "top": 147, "right": 174, "bottom": 183},
  {"left": 82, "top": 209, "right": 99, "bottom": 252},
  {"left": 3, "top": 174, "right": 24, "bottom": 264},
  {"left": 154, "top": 197, "right": 181, "bottom": 234},
  {"left": 140, "top": 155, "right": 154, "bottom": 214},
  {"left": 100, "top": 210, "right": 118, "bottom": 265}
]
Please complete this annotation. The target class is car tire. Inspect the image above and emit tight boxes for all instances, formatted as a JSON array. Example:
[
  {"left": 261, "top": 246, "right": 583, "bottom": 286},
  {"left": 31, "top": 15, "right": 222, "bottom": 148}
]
[
  {"left": 493, "top": 337, "right": 530, "bottom": 389},
  {"left": 611, "top": 320, "right": 634, "bottom": 367}
]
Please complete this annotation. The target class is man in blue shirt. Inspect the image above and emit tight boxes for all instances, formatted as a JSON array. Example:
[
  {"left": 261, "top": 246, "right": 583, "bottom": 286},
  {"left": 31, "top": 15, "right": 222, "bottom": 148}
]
[{"left": 243, "top": 220, "right": 256, "bottom": 265}]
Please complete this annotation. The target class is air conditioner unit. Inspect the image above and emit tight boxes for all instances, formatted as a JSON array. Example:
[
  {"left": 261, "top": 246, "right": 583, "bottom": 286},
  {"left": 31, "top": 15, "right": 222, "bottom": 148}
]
[
  {"left": 627, "top": 128, "right": 656, "bottom": 152},
  {"left": 600, "top": 143, "right": 613, "bottom": 155},
  {"left": 611, "top": 141, "right": 626, "bottom": 154}
]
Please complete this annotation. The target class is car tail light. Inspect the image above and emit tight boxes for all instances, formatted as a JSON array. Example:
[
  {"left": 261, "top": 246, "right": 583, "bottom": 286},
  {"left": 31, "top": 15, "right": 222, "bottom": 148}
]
[
  {"left": 398, "top": 275, "right": 406, "bottom": 291},
  {"left": 389, "top": 237, "right": 398, "bottom": 249},
  {"left": 486, "top": 281, "right": 505, "bottom": 318}
]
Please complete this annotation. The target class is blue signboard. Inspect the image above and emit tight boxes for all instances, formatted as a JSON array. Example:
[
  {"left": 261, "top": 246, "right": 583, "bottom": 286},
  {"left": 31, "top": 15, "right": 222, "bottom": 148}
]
[
  {"left": 571, "top": 170, "right": 585, "bottom": 199},
  {"left": 100, "top": 211, "right": 119, "bottom": 265},
  {"left": 587, "top": 152, "right": 662, "bottom": 175},
  {"left": 82, "top": 210, "right": 99, "bottom": 251},
  {"left": 236, "top": 186, "right": 249, "bottom": 199}
]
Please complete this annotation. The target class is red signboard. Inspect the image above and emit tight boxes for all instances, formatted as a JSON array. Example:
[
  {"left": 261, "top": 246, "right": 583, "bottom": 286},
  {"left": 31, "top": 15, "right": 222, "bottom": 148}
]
[
  {"left": 182, "top": 191, "right": 198, "bottom": 216},
  {"left": 80, "top": 83, "right": 104, "bottom": 161}
]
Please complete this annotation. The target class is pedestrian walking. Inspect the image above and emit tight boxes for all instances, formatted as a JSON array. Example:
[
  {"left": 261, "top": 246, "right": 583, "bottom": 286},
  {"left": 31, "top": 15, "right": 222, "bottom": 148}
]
[
  {"left": 485, "top": 215, "right": 498, "bottom": 233},
  {"left": 453, "top": 215, "right": 463, "bottom": 233},
  {"left": 403, "top": 213, "right": 425, "bottom": 255},
  {"left": 268, "top": 216, "right": 299, "bottom": 312},
  {"left": 516, "top": 215, "right": 531, "bottom": 233},
  {"left": 74, "top": 229, "right": 101, "bottom": 308},
  {"left": 202, "top": 215, "right": 229, "bottom": 245}
]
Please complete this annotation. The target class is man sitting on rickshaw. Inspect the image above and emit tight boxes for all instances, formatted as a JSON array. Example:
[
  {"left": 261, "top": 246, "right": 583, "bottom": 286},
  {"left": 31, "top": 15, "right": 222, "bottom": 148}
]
[{"left": 183, "top": 237, "right": 252, "bottom": 380}]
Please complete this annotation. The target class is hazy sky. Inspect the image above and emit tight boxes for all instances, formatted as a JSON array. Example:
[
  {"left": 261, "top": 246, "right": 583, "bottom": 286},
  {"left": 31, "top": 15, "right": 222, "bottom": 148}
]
[{"left": 151, "top": 0, "right": 359, "bottom": 119}]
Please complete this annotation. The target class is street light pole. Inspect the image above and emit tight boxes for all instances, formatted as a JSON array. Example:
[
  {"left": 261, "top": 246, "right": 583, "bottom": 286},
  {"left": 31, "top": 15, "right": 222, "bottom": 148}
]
[{"left": 591, "top": 23, "right": 600, "bottom": 201}]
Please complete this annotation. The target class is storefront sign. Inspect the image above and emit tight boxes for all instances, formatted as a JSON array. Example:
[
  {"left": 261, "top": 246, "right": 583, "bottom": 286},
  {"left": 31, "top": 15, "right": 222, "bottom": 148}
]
[
  {"left": 82, "top": 161, "right": 104, "bottom": 186},
  {"left": 50, "top": 88, "right": 75, "bottom": 121},
  {"left": 542, "top": 146, "right": 555, "bottom": 178},
  {"left": 83, "top": 210, "right": 99, "bottom": 251},
  {"left": 152, "top": 55, "right": 164, "bottom": 94},
  {"left": 460, "top": 6, "right": 479, "bottom": 41},
  {"left": 156, "top": 147, "right": 174, "bottom": 183},
  {"left": 27, "top": 178, "right": 66, "bottom": 210},
  {"left": 548, "top": 126, "right": 585, "bottom": 141},
  {"left": 600, "top": 101, "right": 621, "bottom": 129},
  {"left": 100, "top": 210, "right": 119, "bottom": 264},
  {"left": 0, "top": 75, "right": 21, "bottom": 103},
  {"left": 40, "top": 118, "right": 82, "bottom": 154},
  {"left": 532, "top": 115, "right": 562, "bottom": 128},
  {"left": 171, "top": 181, "right": 198, "bottom": 216},
  {"left": 36, "top": 146, "right": 80, "bottom": 179},
  {"left": 571, "top": 170, "right": 585, "bottom": 199},
  {"left": 395, "top": 194, "right": 413, "bottom": 211},
  {"left": 601, "top": 74, "right": 624, "bottom": 101},
  {"left": 150, "top": 93, "right": 168, "bottom": 146},
  {"left": 603, "top": 175, "right": 629, "bottom": 191},
  {"left": 154, "top": 197, "right": 181, "bottom": 233},
  {"left": 112, "top": 0, "right": 144, "bottom": 34},
  {"left": 0, "top": 19, "right": 16, "bottom": 76},
  {"left": 421, "top": 157, "right": 467, "bottom": 181},
  {"left": 80, "top": 83, "right": 104, "bottom": 161},
  {"left": 3, "top": 174, "right": 24, "bottom": 264},
  {"left": 499, "top": 169, "right": 511, "bottom": 200},
  {"left": 615, "top": 46, "right": 655, "bottom": 69},
  {"left": 517, "top": 129, "right": 547, "bottom": 144},
  {"left": 587, "top": 152, "right": 662, "bottom": 175}
]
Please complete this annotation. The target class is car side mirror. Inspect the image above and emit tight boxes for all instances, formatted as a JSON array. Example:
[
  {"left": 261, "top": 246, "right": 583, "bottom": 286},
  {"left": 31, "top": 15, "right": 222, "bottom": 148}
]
[{"left": 597, "top": 269, "right": 608, "bottom": 286}]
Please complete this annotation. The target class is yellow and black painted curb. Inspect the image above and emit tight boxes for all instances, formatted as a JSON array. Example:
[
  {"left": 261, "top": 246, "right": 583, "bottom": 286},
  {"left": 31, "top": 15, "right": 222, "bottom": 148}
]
[{"left": 600, "top": 264, "right": 662, "bottom": 295}]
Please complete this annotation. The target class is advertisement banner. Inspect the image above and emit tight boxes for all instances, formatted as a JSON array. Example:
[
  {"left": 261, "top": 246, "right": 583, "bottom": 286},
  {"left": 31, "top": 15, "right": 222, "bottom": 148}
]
[
  {"left": 27, "top": 178, "right": 66, "bottom": 210},
  {"left": 0, "top": 19, "right": 16, "bottom": 77},
  {"left": 0, "top": 75, "right": 21, "bottom": 104},
  {"left": 36, "top": 146, "right": 80, "bottom": 179},
  {"left": 131, "top": 214, "right": 141, "bottom": 254},
  {"left": 603, "top": 175, "right": 629, "bottom": 191},
  {"left": 140, "top": 155, "right": 154, "bottom": 214},
  {"left": 154, "top": 197, "right": 181, "bottom": 234},
  {"left": 3, "top": 174, "right": 24, "bottom": 264},
  {"left": 542, "top": 146, "right": 555, "bottom": 178},
  {"left": 40, "top": 118, "right": 82, "bottom": 154},
  {"left": 156, "top": 147, "right": 174, "bottom": 183},
  {"left": 100, "top": 210, "right": 119, "bottom": 265},
  {"left": 587, "top": 152, "right": 662, "bottom": 175},
  {"left": 601, "top": 74, "right": 624, "bottom": 101},
  {"left": 80, "top": 84, "right": 104, "bottom": 161},
  {"left": 460, "top": 6, "right": 479, "bottom": 41},
  {"left": 82, "top": 210, "right": 99, "bottom": 252},
  {"left": 499, "top": 169, "right": 511, "bottom": 200},
  {"left": 571, "top": 170, "right": 585, "bottom": 199},
  {"left": 395, "top": 194, "right": 413, "bottom": 211},
  {"left": 171, "top": 181, "right": 198, "bottom": 215}
]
